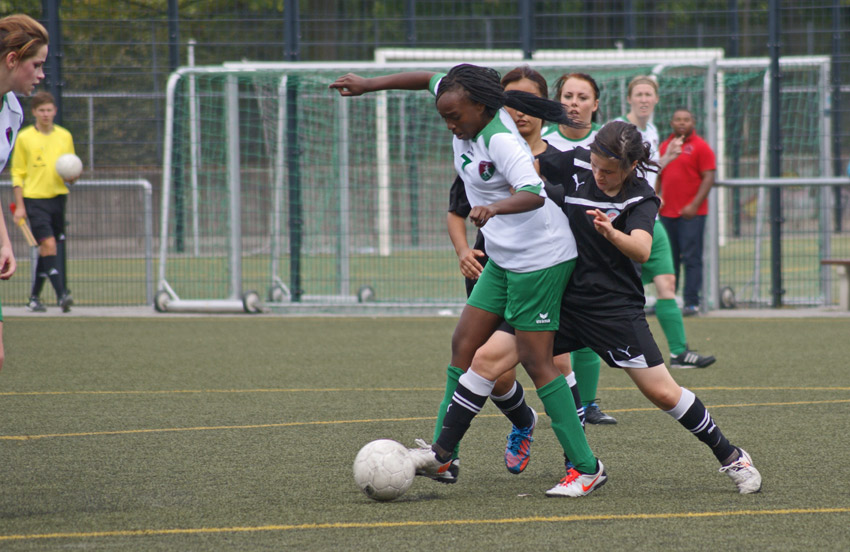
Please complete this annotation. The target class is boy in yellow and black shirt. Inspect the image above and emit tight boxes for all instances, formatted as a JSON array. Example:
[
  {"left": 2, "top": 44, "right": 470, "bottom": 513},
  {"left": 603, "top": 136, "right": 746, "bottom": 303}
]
[{"left": 11, "top": 91, "right": 75, "bottom": 312}]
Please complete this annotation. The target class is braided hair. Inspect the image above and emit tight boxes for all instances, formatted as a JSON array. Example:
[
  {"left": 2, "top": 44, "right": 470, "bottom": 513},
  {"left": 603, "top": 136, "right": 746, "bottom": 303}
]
[
  {"left": 589, "top": 120, "right": 659, "bottom": 186},
  {"left": 436, "top": 63, "right": 583, "bottom": 129}
]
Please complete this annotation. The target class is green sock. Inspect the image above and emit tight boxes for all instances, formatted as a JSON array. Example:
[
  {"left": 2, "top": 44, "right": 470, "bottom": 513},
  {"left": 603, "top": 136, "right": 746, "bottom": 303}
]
[
  {"left": 656, "top": 298, "right": 687, "bottom": 356},
  {"left": 537, "top": 376, "right": 596, "bottom": 473},
  {"left": 571, "top": 347, "right": 601, "bottom": 407},
  {"left": 434, "top": 365, "right": 464, "bottom": 459}
]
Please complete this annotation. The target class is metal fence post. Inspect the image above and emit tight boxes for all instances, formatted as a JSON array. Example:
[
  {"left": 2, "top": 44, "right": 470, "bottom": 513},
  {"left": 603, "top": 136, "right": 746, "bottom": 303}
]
[{"left": 769, "top": 0, "right": 783, "bottom": 308}]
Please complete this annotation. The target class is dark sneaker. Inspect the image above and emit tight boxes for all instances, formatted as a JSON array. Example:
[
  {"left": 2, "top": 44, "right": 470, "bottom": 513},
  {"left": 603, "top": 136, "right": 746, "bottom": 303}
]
[
  {"left": 26, "top": 297, "right": 47, "bottom": 312},
  {"left": 682, "top": 305, "right": 700, "bottom": 317},
  {"left": 58, "top": 292, "right": 74, "bottom": 313},
  {"left": 670, "top": 348, "right": 716, "bottom": 369},
  {"left": 585, "top": 402, "right": 617, "bottom": 425}
]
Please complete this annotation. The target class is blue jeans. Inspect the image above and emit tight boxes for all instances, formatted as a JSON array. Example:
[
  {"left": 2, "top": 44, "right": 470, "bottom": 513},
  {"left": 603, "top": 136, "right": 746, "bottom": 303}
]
[{"left": 659, "top": 215, "right": 706, "bottom": 307}]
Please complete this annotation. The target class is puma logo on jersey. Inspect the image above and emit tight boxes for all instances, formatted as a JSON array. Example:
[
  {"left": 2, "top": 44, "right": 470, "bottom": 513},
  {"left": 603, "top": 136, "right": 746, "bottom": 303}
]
[
  {"left": 536, "top": 312, "right": 551, "bottom": 324},
  {"left": 479, "top": 160, "right": 495, "bottom": 181},
  {"left": 573, "top": 173, "right": 584, "bottom": 190}
]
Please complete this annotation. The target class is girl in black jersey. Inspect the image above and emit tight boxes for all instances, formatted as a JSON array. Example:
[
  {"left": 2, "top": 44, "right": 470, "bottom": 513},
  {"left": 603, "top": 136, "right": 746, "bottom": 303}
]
[{"left": 473, "top": 121, "right": 762, "bottom": 495}]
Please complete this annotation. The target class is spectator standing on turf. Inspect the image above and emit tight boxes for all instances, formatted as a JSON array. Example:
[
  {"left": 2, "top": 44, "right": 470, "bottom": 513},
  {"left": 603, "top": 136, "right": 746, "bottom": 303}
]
[
  {"left": 11, "top": 91, "right": 74, "bottom": 313},
  {"left": 612, "top": 76, "right": 715, "bottom": 368},
  {"left": 0, "top": 13, "right": 49, "bottom": 368},
  {"left": 657, "top": 108, "right": 716, "bottom": 316}
]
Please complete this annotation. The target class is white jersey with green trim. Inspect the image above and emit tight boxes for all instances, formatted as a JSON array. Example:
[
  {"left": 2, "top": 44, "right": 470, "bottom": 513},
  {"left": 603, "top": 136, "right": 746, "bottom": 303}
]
[
  {"left": 613, "top": 116, "right": 660, "bottom": 189},
  {"left": 0, "top": 92, "right": 24, "bottom": 171},
  {"left": 541, "top": 122, "right": 600, "bottom": 152},
  {"left": 430, "top": 74, "right": 576, "bottom": 272}
]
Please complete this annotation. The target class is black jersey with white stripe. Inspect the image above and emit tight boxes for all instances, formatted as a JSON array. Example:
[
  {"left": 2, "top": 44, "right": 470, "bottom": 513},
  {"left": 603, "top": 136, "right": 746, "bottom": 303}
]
[{"left": 537, "top": 146, "right": 660, "bottom": 311}]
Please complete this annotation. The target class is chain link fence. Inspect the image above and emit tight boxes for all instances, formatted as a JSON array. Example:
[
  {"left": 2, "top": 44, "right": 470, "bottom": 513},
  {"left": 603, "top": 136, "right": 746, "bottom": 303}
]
[{"left": 0, "top": 1, "right": 848, "bottom": 309}]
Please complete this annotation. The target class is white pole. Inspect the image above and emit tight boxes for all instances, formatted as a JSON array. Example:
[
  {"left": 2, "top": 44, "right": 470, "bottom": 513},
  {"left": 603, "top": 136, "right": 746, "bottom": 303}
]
[
  {"left": 226, "top": 75, "right": 242, "bottom": 299},
  {"left": 158, "top": 72, "right": 181, "bottom": 287},
  {"left": 188, "top": 39, "right": 201, "bottom": 257},
  {"left": 377, "top": 91, "right": 391, "bottom": 256},
  {"left": 338, "top": 93, "right": 351, "bottom": 297},
  {"left": 271, "top": 76, "right": 287, "bottom": 290},
  {"left": 753, "top": 69, "right": 771, "bottom": 304}
]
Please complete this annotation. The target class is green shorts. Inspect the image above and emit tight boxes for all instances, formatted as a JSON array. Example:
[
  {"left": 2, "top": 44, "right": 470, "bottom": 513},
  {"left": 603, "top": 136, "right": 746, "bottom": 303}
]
[
  {"left": 467, "top": 259, "right": 575, "bottom": 331},
  {"left": 641, "top": 219, "right": 675, "bottom": 284}
]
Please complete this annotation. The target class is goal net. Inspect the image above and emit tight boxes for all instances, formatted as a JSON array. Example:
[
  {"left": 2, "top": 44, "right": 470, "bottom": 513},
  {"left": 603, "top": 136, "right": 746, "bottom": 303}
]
[{"left": 158, "top": 50, "right": 832, "bottom": 311}]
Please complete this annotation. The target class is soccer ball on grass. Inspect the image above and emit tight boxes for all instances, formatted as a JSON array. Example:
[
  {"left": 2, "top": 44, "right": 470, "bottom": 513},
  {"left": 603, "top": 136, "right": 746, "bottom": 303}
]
[{"left": 352, "top": 439, "right": 415, "bottom": 501}]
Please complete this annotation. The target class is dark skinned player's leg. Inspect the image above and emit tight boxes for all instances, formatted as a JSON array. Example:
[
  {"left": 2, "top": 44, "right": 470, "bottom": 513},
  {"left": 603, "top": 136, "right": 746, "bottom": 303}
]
[
  {"left": 430, "top": 305, "right": 502, "bottom": 459},
  {"left": 516, "top": 329, "right": 597, "bottom": 473},
  {"left": 431, "top": 305, "right": 501, "bottom": 445}
]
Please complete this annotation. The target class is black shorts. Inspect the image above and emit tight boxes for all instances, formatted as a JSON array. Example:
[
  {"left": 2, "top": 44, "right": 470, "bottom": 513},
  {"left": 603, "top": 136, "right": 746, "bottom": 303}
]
[
  {"left": 23, "top": 196, "right": 66, "bottom": 242},
  {"left": 553, "top": 307, "right": 664, "bottom": 369}
]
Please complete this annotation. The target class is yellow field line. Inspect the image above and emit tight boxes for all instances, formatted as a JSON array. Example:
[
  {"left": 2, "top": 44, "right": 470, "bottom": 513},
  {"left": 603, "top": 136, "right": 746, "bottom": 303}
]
[
  {"left": 2, "top": 398, "right": 848, "bottom": 441},
  {"left": 1, "top": 507, "right": 847, "bottom": 542},
  {"left": 2, "top": 385, "right": 848, "bottom": 396}
]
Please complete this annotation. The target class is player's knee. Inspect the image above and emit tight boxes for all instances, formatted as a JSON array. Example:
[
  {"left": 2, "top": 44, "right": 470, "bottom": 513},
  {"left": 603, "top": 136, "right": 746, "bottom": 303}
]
[
  {"left": 471, "top": 346, "right": 509, "bottom": 380},
  {"left": 645, "top": 383, "right": 680, "bottom": 410},
  {"left": 653, "top": 274, "right": 677, "bottom": 298}
]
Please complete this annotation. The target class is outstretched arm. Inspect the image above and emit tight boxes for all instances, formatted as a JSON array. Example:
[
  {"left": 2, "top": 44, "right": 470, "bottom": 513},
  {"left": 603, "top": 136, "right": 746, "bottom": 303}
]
[{"left": 329, "top": 72, "right": 436, "bottom": 96}]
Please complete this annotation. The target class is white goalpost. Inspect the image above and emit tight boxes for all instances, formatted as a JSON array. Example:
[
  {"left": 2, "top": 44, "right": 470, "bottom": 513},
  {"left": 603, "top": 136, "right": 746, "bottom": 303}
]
[{"left": 156, "top": 50, "right": 838, "bottom": 313}]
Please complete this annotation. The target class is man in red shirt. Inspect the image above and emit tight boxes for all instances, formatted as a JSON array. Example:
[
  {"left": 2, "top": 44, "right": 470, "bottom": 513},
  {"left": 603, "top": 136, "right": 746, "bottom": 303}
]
[{"left": 656, "top": 108, "right": 716, "bottom": 316}]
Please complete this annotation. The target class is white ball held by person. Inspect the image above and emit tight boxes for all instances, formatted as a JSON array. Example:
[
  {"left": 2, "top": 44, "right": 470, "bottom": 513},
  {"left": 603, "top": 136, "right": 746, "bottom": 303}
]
[{"left": 55, "top": 153, "right": 83, "bottom": 181}]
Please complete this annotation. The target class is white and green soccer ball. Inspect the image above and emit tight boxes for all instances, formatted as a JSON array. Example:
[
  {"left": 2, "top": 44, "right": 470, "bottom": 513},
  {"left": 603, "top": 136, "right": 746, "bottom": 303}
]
[{"left": 352, "top": 439, "right": 415, "bottom": 501}]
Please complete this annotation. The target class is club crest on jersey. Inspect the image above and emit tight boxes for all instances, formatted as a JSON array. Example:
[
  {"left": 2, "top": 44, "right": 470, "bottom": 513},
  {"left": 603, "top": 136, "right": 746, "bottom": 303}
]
[
  {"left": 605, "top": 209, "right": 621, "bottom": 220},
  {"left": 479, "top": 161, "right": 495, "bottom": 181}
]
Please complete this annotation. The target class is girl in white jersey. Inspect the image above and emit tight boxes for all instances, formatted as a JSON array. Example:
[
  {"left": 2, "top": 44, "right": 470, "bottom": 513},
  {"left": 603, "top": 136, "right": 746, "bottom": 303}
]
[
  {"left": 331, "top": 64, "right": 606, "bottom": 497},
  {"left": 542, "top": 72, "right": 601, "bottom": 151},
  {"left": 0, "top": 14, "right": 49, "bottom": 372}
]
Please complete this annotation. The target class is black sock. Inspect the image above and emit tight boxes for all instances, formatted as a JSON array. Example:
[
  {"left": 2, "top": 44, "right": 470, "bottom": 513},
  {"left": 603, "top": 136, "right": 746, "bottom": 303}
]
[
  {"left": 490, "top": 381, "right": 534, "bottom": 429},
  {"left": 567, "top": 376, "right": 585, "bottom": 428},
  {"left": 671, "top": 389, "right": 737, "bottom": 464},
  {"left": 30, "top": 257, "right": 46, "bottom": 299},
  {"left": 42, "top": 255, "right": 66, "bottom": 299},
  {"left": 434, "top": 381, "right": 488, "bottom": 462}
]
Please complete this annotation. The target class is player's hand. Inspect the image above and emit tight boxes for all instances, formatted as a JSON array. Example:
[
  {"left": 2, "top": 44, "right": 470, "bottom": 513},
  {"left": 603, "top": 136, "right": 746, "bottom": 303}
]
[
  {"left": 12, "top": 204, "right": 25, "bottom": 225},
  {"left": 0, "top": 243, "right": 17, "bottom": 280},
  {"left": 329, "top": 74, "right": 370, "bottom": 96},
  {"left": 458, "top": 248, "right": 485, "bottom": 280},
  {"left": 469, "top": 205, "right": 497, "bottom": 227},
  {"left": 586, "top": 208, "right": 615, "bottom": 239}
]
